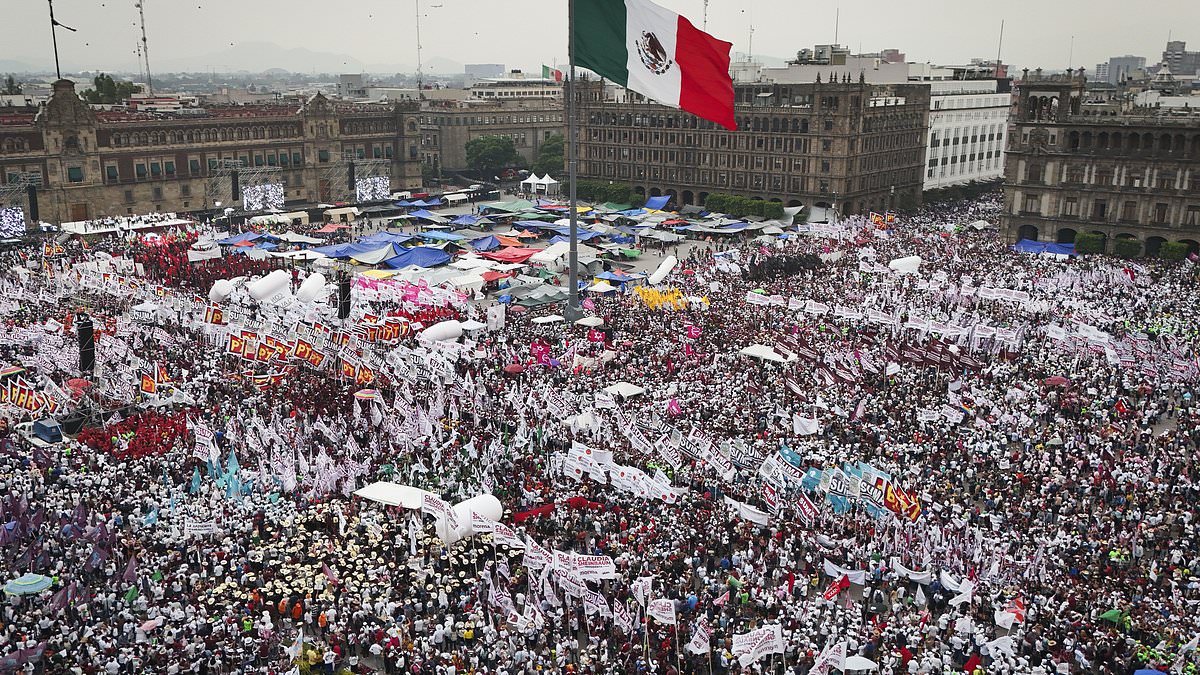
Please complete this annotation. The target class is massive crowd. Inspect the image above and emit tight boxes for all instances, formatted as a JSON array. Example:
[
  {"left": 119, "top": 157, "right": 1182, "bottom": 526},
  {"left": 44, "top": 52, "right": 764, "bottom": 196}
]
[{"left": 2, "top": 192, "right": 1200, "bottom": 675}]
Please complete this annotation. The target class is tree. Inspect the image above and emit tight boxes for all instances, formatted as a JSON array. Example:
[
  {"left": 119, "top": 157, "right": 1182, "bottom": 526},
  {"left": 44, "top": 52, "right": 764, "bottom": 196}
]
[
  {"left": 465, "top": 135, "right": 521, "bottom": 175},
  {"left": 532, "top": 133, "right": 564, "bottom": 177},
  {"left": 81, "top": 74, "right": 142, "bottom": 105},
  {"left": 2, "top": 75, "right": 21, "bottom": 95},
  {"left": 1112, "top": 237, "right": 1141, "bottom": 259},
  {"left": 1160, "top": 241, "right": 1189, "bottom": 261},
  {"left": 1073, "top": 232, "right": 1106, "bottom": 255}
]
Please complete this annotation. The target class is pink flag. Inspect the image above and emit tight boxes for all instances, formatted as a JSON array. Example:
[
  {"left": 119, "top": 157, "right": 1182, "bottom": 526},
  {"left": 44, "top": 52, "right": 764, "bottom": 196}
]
[
  {"left": 666, "top": 398, "right": 682, "bottom": 416},
  {"left": 322, "top": 562, "right": 340, "bottom": 585},
  {"left": 581, "top": 298, "right": 596, "bottom": 310}
]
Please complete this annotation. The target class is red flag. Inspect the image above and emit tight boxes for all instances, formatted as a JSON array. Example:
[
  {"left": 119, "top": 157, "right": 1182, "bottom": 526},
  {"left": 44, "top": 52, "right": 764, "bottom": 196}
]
[
  {"left": 963, "top": 653, "right": 981, "bottom": 673},
  {"left": 823, "top": 574, "right": 850, "bottom": 601},
  {"left": 322, "top": 562, "right": 340, "bottom": 585}
]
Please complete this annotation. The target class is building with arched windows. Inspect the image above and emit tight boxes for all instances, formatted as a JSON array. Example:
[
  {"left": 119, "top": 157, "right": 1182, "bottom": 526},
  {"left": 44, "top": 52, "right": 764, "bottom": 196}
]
[
  {"left": 574, "top": 77, "right": 929, "bottom": 215},
  {"left": 0, "top": 80, "right": 422, "bottom": 224},
  {"left": 1000, "top": 69, "right": 1200, "bottom": 255}
]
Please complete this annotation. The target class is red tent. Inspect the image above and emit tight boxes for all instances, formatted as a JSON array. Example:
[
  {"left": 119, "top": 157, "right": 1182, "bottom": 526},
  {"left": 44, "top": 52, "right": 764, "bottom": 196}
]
[
  {"left": 315, "top": 223, "right": 350, "bottom": 234},
  {"left": 480, "top": 247, "right": 542, "bottom": 264}
]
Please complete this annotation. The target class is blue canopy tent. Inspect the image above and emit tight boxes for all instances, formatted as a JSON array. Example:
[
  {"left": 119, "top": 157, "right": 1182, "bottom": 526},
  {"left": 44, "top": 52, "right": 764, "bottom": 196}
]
[
  {"left": 358, "top": 232, "right": 416, "bottom": 246},
  {"left": 407, "top": 209, "right": 444, "bottom": 221},
  {"left": 470, "top": 235, "right": 501, "bottom": 251},
  {"left": 231, "top": 242, "right": 279, "bottom": 255},
  {"left": 451, "top": 214, "right": 483, "bottom": 227},
  {"left": 217, "top": 232, "right": 266, "bottom": 246},
  {"left": 384, "top": 246, "right": 452, "bottom": 269},
  {"left": 394, "top": 200, "right": 415, "bottom": 207},
  {"left": 1012, "top": 239, "right": 1078, "bottom": 256},
  {"left": 419, "top": 230, "right": 467, "bottom": 242},
  {"left": 644, "top": 195, "right": 670, "bottom": 210}
]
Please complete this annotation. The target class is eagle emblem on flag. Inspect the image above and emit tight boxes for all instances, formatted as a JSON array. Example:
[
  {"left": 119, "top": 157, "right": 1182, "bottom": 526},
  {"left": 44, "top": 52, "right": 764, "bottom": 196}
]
[{"left": 637, "top": 31, "right": 673, "bottom": 74}]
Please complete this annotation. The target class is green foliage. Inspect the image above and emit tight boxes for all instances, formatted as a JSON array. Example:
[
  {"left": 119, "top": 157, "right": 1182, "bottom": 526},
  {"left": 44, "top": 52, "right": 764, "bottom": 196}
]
[
  {"left": 465, "top": 135, "right": 521, "bottom": 175},
  {"left": 421, "top": 163, "right": 440, "bottom": 184},
  {"left": 1160, "top": 241, "right": 1190, "bottom": 261},
  {"left": 1112, "top": 237, "right": 1142, "bottom": 259},
  {"left": 80, "top": 74, "right": 142, "bottom": 105},
  {"left": 574, "top": 179, "right": 632, "bottom": 204},
  {"left": 2, "top": 75, "right": 20, "bottom": 95},
  {"left": 532, "top": 133, "right": 564, "bottom": 177},
  {"left": 1073, "top": 232, "right": 1107, "bottom": 255},
  {"left": 703, "top": 193, "right": 785, "bottom": 220}
]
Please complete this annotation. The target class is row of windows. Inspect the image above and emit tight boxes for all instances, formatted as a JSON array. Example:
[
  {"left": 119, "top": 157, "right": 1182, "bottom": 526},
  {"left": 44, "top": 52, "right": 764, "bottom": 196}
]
[
  {"left": 927, "top": 158, "right": 1002, "bottom": 180},
  {"left": 1028, "top": 163, "right": 1200, "bottom": 191},
  {"left": 929, "top": 151, "right": 1000, "bottom": 167},
  {"left": 1065, "top": 130, "right": 1200, "bottom": 156},
  {"left": 1023, "top": 195, "right": 1200, "bottom": 226},
  {"left": 0, "top": 138, "right": 33, "bottom": 153},
  {"left": 109, "top": 125, "right": 301, "bottom": 148},
  {"left": 586, "top": 129, "right": 818, "bottom": 153},
  {"left": 422, "top": 114, "right": 563, "bottom": 126}
]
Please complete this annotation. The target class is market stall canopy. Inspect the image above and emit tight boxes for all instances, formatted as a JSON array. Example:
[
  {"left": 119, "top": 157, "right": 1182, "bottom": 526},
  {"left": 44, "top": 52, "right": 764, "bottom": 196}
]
[
  {"left": 407, "top": 209, "right": 449, "bottom": 224},
  {"left": 531, "top": 314, "right": 565, "bottom": 324},
  {"left": 644, "top": 195, "right": 670, "bottom": 210},
  {"left": 276, "top": 231, "right": 323, "bottom": 244},
  {"left": 587, "top": 280, "right": 617, "bottom": 293},
  {"left": 323, "top": 206, "right": 359, "bottom": 220},
  {"left": 350, "top": 244, "right": 403, "bottom": 266},
  {"left": 480, "top": 247, "right": 543, "bottom": 264},
  {"left": 383, "top": 246, "right": 452, "bottom": 269},
  {"left": 314, "top": 223, "right": 350, "bottom": 234}
]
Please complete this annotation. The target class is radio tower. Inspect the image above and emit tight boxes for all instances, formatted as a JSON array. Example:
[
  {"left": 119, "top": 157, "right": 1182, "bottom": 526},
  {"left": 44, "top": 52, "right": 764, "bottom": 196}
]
[{"left": 134, "top": 0, "right": 153, "bottom": 95}]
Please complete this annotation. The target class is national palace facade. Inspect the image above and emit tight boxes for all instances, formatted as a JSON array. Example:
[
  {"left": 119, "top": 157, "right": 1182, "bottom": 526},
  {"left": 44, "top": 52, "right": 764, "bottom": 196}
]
[{"left": 0, "top": 80, "right": 423, "bottom": 225}]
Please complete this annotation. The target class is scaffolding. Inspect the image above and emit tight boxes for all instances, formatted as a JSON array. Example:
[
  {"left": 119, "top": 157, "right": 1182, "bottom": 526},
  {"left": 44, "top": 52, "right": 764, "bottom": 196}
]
[
  {"left": 0, "top": 173, "right": 46, "bottom": 226},
  {"left": 204, "top": 159, "right": 284, "bottom": 210},
  {"left": 318, "top": 151, "right": 391, "bottom": 203}
]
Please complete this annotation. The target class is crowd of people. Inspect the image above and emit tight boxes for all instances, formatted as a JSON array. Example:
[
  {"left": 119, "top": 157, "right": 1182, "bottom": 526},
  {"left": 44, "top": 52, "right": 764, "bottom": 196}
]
[{"left": 2, "top": 191, "right": 1200, "bottom": 675}]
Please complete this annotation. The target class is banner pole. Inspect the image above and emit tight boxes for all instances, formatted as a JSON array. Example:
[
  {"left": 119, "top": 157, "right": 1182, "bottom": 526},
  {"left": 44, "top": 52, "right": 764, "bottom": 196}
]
[{"left": 564, "top": 0, "right": 581, "bottom": 320}]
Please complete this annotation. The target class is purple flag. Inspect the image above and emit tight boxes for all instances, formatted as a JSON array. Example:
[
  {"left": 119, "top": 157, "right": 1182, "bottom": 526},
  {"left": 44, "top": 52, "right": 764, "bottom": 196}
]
[{"left": 122, "top": 553, "right": 138, "bottom": 583}]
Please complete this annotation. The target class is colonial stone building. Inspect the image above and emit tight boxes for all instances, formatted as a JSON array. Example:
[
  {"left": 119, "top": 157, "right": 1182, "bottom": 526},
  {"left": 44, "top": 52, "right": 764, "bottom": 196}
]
[
  {"left": 574, "top": 76, "right": 930, "bottom": 214},
  {"left": 0, "top": 80, "right": 422, "bottom": 225},
  {"left": 420, "top": 98, "right": 564, "bottom": 173},
  {"left": 1000, "top": 70, "right": 1200, "bottom": 254}
]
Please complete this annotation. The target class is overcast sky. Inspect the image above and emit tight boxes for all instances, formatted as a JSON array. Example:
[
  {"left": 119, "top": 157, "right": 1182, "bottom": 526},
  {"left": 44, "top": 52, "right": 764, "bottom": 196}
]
[{"left": 4, "top": 0, "right": 1196, "bottom": 76}]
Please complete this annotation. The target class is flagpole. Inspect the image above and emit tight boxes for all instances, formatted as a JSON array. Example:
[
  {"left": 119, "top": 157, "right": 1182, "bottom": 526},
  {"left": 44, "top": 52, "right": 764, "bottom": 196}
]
[{"left": 564, "top": 0, "right": 581, "bottom": 320}]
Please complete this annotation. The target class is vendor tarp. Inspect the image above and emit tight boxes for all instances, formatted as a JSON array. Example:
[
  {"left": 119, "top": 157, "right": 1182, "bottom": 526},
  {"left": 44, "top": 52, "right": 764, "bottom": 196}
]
[
  {"left": 384, "top": 246, "right": 452, "bottom": 269},
  {"left": 1011, "top": 239, "right": 1078, "bottom": 256}
]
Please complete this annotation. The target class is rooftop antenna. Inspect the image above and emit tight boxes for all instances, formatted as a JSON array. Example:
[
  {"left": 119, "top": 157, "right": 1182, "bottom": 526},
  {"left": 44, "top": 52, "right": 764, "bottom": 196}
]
[
  {"left": 46, "top": 0, "right": 77, "bottom": 81},
  {"left": 135, "top": 0, "right": 153, "bottom": 95},
  {"left": 748, "top": 23, "right": 754, "bottom": 63},
  {"left": 995, "top": 19, "right": 1004, "bottom": 78},
  {"left": 415, "top": 0, "right": 424, "bottom": 98},
  {"left": 1067, "top": 35, "right": 1074, "bottom": 73},
  {"left": 834, "top": 7, "right": 839, "bottom": 46},
  {"left": 703, "top": 0, "right": 708, "bottom": 30}
]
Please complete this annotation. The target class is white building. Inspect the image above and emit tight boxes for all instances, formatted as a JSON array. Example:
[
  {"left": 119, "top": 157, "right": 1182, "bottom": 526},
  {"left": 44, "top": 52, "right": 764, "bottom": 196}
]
[
  {"left": 469, "top": 75, "right": 562, "bottom": 100},
  {"left": 923, "top": 80, "right": 1010, "bottom": 191}
]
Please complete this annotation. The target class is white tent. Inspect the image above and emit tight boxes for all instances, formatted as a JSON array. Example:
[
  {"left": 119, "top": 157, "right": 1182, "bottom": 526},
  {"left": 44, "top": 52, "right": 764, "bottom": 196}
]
[
  {"left": 443, "top": 193, "right": 469, "bottom": 203},
  {"left": 587, "top": 280, "right": 617, "bottom": 293},
  {"left": 602, "top": 381, "right": 646, "bottom": 398},
  {"left": 574, "top": 316, "right": 604, "bottom": 327},
  {"left": 844, "top": 656, "right": 879, "bottom": 672},
  {"left": 738, "top": 343, "right": 797, "bottom": 363},
  {"left": 531, "top": 314, "right": 565, "bottom": 324},
  {"left": 887, "top": 255, "right": 923, "bottom": 275},
  {"left": 520, "top": 174, "right": 542, "bottom": 192},
  {"left": 352, "top": 482, "right": 434, "bottom": 508},
  {"left": 448, "top": 273, "right": 486, "bottom": 294}
]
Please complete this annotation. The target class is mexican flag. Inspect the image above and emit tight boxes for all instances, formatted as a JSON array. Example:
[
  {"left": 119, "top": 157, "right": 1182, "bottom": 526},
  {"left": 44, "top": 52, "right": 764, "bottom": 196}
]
[
  {"left": 575, "top": 0, "right": 736, "bottom": 129},
  {"left": 541, "top": 65, "right": 563, "bottom": 83}
]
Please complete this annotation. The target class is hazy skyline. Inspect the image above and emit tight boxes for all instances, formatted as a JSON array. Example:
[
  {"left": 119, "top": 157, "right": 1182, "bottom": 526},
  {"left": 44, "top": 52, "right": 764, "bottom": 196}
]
[{"left": 3, "top": 0, "right": 1196, "bottom": 77}]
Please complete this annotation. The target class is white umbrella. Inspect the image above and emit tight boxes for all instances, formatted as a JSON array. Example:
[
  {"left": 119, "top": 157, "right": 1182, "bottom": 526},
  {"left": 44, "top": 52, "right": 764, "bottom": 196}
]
[{"left": 844, "top": 655, "right": 878, "bottom": 671}]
